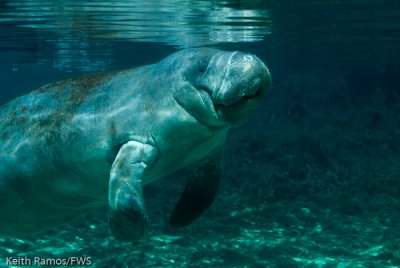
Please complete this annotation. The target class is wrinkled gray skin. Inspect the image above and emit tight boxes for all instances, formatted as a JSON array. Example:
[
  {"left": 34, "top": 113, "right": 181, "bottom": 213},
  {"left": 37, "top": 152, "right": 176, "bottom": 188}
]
[{"left": 0, "top": 48, "right": 271, "bottom": 241}]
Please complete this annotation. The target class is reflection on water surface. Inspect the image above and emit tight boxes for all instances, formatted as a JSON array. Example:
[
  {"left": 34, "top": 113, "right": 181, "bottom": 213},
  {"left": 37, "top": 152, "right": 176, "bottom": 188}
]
[{"left": 1, "top": 1, "right": 271, "bottom": 45}]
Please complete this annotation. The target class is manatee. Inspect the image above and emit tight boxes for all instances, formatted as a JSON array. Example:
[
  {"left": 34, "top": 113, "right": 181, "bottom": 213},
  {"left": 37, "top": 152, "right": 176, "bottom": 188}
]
[{"left": 0, "top": 48, "right": 271, "bottom": 241}]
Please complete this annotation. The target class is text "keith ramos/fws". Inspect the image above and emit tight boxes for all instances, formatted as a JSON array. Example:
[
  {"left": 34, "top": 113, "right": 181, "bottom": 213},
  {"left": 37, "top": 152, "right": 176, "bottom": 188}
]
[{"left": 6, "top": 256, "right": 92, "bottom": 266}]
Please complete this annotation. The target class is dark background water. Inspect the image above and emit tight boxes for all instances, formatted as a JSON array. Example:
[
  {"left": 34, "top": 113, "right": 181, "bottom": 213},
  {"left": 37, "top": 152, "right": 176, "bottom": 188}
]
[{"left": 1, "top": 0, "right": 399, "bottom": 267}]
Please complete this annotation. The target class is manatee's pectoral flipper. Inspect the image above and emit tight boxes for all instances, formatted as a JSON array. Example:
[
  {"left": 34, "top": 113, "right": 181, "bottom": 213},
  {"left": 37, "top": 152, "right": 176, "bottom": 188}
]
[
  {"left": 108, "top": 140, "right": 158, "bottom": 241},
  {"left": 170, "top": 152, "right": 222, "bottom": 227}
]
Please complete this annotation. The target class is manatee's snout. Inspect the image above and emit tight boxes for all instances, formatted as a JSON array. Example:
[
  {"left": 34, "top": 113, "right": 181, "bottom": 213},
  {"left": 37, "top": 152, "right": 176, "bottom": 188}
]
[
  {"left": 211, "top": 51, "right": 271, "bottom": 124},
  {"left": 213, "top": 52, "right": 270, "bottom": 105},
  {"left": 172, "top": 48, "right": 271, "bottom": 128}
]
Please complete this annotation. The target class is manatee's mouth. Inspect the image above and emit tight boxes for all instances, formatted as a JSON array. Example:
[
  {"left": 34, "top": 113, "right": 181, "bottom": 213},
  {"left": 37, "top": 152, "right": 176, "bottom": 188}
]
[
  {"left": 216, "top": 73, "right": 270, "bottom": 124},
  {"left": 194, "top": 83, "right": 265, "bottom": 127},
  {"left": 224, "top": 83, "right": 265, "bottom": 107},
  {"left": 213, "top": 81, "right": 266, "bottom": 119}
]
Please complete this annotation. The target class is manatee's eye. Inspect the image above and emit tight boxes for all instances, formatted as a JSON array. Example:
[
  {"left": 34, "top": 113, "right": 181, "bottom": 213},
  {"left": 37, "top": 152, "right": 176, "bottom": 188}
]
[{"left": 199, "top": 67, "right": 205, "bottom": 73}]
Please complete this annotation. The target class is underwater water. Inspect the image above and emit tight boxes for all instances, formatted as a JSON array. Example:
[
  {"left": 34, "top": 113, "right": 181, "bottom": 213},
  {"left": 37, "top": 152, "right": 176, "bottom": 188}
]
[{"left": 1, "top": 0, "right": 400, "bottom": 267}]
